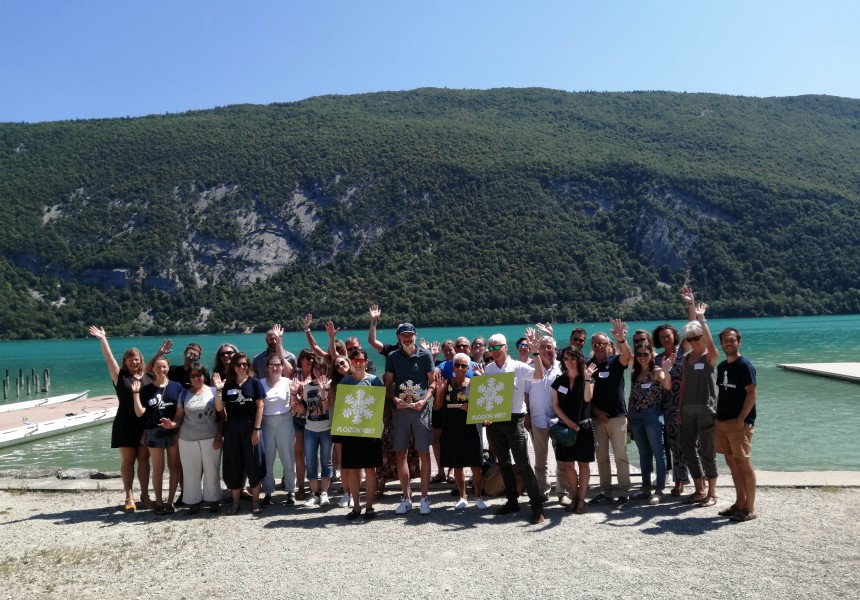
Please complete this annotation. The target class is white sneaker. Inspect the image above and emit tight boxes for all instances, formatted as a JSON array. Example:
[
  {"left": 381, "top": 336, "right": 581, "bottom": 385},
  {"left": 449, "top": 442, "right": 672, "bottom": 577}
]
[
  {"left": 395, "top": 498, "right": 412, "bottom": 514},
  {"left": 419, "top": 497, "right": 431, "bottom": 515},
  {"left": 454, "top": 498, "right": 468, "bottom": 510},
  {"left": 319, "top": 491, "right": 330, "bottom": 506},
  {"left": 338, "top": 494, "right": 351, "bottom": 508},
  {"left": 475, "top": 498, "right": 488, "bottom": 510},
  {"left": 648, "top": 492, "right": 662, "bottom": 506},
  {"left": 304, "top": 494, "right": 319, "bottom": 508}
]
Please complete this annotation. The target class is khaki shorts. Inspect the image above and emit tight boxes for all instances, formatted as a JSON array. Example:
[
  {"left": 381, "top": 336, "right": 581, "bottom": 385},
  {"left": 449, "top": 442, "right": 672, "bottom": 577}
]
[{"left": 714, "top": 419, "right": 754, "bottom": 458}]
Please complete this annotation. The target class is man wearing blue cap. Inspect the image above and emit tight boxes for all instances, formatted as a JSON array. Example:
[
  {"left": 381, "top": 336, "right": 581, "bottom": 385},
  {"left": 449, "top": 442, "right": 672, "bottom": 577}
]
[{"left": 383, "top": 322, "right": 437, "bottom": 515}]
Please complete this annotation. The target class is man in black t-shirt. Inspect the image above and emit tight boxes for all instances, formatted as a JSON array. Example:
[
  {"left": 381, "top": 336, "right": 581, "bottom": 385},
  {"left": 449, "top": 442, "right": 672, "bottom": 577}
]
[
  {"left": 715, "top": 327, "right": 758, "bottom": 522},
  {"left": 587, "top": 320, "right": 633, "bottom": 506}
]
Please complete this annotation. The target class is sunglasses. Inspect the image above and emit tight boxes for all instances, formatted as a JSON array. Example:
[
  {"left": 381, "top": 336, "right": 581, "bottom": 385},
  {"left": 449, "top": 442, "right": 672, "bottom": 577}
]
[
  {"left": 455, "top": 343, "right": 470, "bottom": 349},
  {"left": 351, "top": 358, "right": 367, "bottom": 364},
  {"left": 635, "top": 352, "right": 651, "bottom": 358},
  {"left": 487, "top": 344, "right": 504, "bottom": 352},
  {"left": 235, "top": 363, "right": 249, "bottom": 368},
  {"left": 516, "top": 344, "right": 529, "bottom": 349},
  {"left": 686, "top": 335, "right": 703, "bottom": 342},
  {"left": 453, "top": 363, "right": 470, "bottom": 369},
  {"left": 571, "top": 338, "right": 586, "bottom": 344},
  {"left": 483, "top": 356, "right": 493, "bottom": 363},
  {"left": 218, "top": 351, "right": 235, "bottom": 357},
  {"left": 346, "top": 346, "right": 360, "bottom": 352},
  {"left": 592, "top": 342, "right": 610, "bottom": 349},
  {"left": 185, "top": 352, "right": 200, "bottom": 360},
  {"left": 268, "top": 363, "right": 282, "bottom": 368},
  {"left": 472, "top": 342, "right": 486, "bottom": 347},
  {"left": 562, "top": 356, "right": 577, "bottom": 362}
]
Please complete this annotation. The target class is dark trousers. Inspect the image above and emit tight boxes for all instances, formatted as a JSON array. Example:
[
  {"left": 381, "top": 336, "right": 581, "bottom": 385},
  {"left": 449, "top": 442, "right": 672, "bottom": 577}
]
[
  {"left": 222, "top": 418, "right": 266, "bottom": 489},
  {"left": 487, "top": 414, "right": 544, "bottom": 513}
]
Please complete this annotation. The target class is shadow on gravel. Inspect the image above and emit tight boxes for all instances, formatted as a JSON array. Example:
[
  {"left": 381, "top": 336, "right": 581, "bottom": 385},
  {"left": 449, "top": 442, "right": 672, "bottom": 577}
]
[
  {"left": 0, "top": 502, "right": 171, "bottom": 528},
  {"left": 587, "top": 497, "right": 738, "bottom": 536}
]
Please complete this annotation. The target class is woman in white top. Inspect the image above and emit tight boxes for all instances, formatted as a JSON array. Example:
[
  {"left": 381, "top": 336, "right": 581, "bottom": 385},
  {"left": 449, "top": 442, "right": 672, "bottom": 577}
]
[{"left": 260, "top": 355, "right": 297, "bottom": 505}]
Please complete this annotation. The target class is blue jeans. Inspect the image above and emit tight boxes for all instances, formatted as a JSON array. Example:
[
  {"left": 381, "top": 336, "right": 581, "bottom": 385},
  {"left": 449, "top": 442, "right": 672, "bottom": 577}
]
[
  {"left": 303, "top": 428, "right": 333, "bottom": 481},
  {"left": 628, "top": 405, "right": 667, "bottom": 490}
]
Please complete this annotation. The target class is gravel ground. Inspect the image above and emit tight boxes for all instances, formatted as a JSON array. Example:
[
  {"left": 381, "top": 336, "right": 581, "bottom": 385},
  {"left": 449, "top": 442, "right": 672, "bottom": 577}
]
[{"left": 1, "top": 486, "right": 858, "bottom": 600}]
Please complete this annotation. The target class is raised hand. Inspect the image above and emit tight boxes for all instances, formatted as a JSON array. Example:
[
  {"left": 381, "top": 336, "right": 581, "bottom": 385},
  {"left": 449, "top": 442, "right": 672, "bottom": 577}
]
[
  {"left": 87, "top": 325, "right": 107, "bottom": 340},
  {"left": 326, "top": 321, "right": 340, "bottom": 339},
  {"left": 472, "top": 362, "right": 485, "bottom": 376},
  {"left": 430, "top": 341, "right": 441, "bottom": 356},
  {"left": 272, "top": 323, "right": 284, "bottom": 338},
  {"left": 420, "top": 338, "right": 430, "bottom": 351},
  {"left": 157, "top": 339, "right": 173, "bottom": 356},
  {"left": 610, "top": 318, "right": 628, "bottom": 342},
  {"left": 695, "top": 302, "right": 708, "bottom": 320},
  {"left": 525, "top": 327, "right": 540, "bottom": 352},
  {"left": 680, "top": 286, "right": 695, "bottom": 306},
  {"left": 535, "top": 322, "right": 554, "bottom": 338},
  {"left": 211, "top": 373, "right": 224, "bottom": 391},
  {"left": 369, "top": 305, "right": 381, "bottom": 320},
  {"left": 661, "top": 353, "right": 675, "bottom": 373},
  {"left": 131, "top": 379, "right": 141, "bottom": 393},
  {"left": 584, "top": 363, "right": 599, "bottom": 380},
  {"left": 303, "top": 313, "right": 313, "bottom": 330}
]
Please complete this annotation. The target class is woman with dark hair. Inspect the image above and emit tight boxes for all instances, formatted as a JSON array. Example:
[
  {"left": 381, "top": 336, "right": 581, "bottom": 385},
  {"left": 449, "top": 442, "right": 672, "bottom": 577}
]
[
  {"left": 173, "top": 363, "right": 223, "bottom": 514},
  {"left": 131, "top": 356, "right": 183, "bottom": 515},
  {"left": 291, "top": 348, "right": 316, "bottom": 499},
  {"left": 213, "top": 352, "right": 266, "bottom": 515},
  {"left": 550, "top": 347, "right": 598, "bottom": 515},
  {"left": 338, "top": 348, "right": 384, "bottom": 519},
  {"left": 295, "top": 355, "right": 334, "bottom": 507},
  {"left": 653, "top": 323, "right": 689, "bottom": 496},
  {"left": 88, "top": 326, "right": 152, "bottom": 512},
  {"left": 212, "top": 343, "right": 239, "bottom": 380},
  {"left": 628, "top": 344, "right": 670, "bottom": 504}
]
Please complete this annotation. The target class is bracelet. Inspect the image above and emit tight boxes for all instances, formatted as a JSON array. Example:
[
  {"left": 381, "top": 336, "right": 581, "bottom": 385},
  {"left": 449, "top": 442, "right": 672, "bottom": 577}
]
[
  {"left": 254, "top": 427, "right": 262, "bottom": 431},
  {"left": 617, "top": 339, "right": 628, "bottom": 345}
]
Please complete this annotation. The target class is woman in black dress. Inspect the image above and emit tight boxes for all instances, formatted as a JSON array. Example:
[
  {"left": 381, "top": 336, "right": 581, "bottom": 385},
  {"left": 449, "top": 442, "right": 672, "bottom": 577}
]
[
  {"left": 337, "top": 349, "right": 384, "bottom": 520},
  {"left": 551, "top": 347, "right": 598, "bottom": 515},
  {"left": 433, "top": 353, "right": 487, "bottom": 510},
  {"left": 88, "top": 325, "right": 152, "bottom": 512}
]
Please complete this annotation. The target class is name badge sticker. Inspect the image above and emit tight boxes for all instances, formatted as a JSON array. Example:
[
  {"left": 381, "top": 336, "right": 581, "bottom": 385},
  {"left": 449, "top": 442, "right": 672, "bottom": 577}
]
[
  {"left": 558, "top": 386, "right": 569, "bottom": 394},
  {"left": 694, "top": 363, "right": 705, "bottom": 371},
  {"left": 598, "top": 371, "right": 610, "bottom": 379},
  {"left": 641, "top": 383, "right": 652, "bottom": 389},
  {"left": 227, "top": 389, "right": 239, "bottom": 396}
]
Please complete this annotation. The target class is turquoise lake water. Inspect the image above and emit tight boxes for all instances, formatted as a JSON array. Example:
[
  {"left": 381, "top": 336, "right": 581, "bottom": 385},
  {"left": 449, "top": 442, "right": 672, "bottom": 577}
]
[{"left": 1, "top": 315, "right": 858, "bottom": 472}]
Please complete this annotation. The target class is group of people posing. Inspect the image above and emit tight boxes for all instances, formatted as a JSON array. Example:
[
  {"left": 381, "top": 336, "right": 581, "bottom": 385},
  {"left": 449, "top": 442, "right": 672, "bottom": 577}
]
[{"left": 89, "top": 286, "right": 758, "bottom": 524}]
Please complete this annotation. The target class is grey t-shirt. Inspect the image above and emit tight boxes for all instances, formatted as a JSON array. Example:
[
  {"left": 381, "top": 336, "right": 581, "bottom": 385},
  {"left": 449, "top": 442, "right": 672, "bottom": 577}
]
[{"left": 178, "top": 386, "right": 219, "bottom": 441}]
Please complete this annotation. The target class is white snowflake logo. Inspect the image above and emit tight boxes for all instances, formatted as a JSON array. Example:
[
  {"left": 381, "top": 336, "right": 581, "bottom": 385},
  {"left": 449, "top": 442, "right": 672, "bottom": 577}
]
[
  {"left": 476, "top": 378, "right": 505, "bottom": 411},
  {"left": 398, "top": 379, "right": 423, "bottom": 404},
  {"left": 343, "top": 389, "right": 376, "bottom": 424}
]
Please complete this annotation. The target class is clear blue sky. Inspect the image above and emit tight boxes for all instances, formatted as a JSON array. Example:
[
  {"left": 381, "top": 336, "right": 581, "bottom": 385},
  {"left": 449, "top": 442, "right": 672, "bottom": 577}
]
[{"left": 2, "top": 0, "right": 858, "bottom": 123}]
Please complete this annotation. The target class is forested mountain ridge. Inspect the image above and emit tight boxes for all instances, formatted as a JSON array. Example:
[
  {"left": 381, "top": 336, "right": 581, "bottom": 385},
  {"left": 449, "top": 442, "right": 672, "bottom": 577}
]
[{"left": 1, "top": 88, "right": 858, "bottom": 339}]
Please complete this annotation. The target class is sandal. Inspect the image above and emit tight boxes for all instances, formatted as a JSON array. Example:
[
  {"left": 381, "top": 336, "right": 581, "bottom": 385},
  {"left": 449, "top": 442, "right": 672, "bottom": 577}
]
[
  {"left": 670, "top": 482, "right": 685, "bottom": 496},
  {"left": 363, "top": 507, "right": 376, "bottom": 520},
  {"left": 227, "top": 502, "right": 240, "bottom": 515},
  {"left": 124, "top": 497, "right": 137, "bottom": 512},
  {"left": 154, "top": 503, "right": 165, "bottom": 516},
  {"left": 430, "top": 473, "right": 446, "bottom": 484},
  {"left": 718, "top": 504, "right": 739, "bottom": 517},
  {"left": 139, "top": 495, "right": 155, "bottom": 510},
  {"left": 345, "top": 508, "right": 361, "bottom": 521},
  {"left": 729, "top": 509, "right": 758, "bottom": 522},
  {"left": 697, "top": 495, "right": 718, "bottom": 508},
  {"left": 163, "top": 503, "right": 175, "bottom": 514},
  {"left": 683, "top": 492, "right": 707, "bottom": 505},
  {"left": 241, "top": 490, "right": 253, "bottom": 501},
  {"left": 251, "top": 502, "right": 262, "bottom": 515},
  {"left": 188, "top": 503, "right": 201, "bottom": 515}
]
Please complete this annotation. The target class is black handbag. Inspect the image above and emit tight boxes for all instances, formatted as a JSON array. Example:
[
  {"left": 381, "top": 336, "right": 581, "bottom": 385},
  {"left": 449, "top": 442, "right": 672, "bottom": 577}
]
[{"left": 549, "top": 422, "right": 577, "bottom": 447}]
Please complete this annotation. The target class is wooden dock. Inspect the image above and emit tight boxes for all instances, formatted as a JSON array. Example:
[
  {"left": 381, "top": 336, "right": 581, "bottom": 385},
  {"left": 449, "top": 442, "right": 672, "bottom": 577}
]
[
  {"left": 777, "top": 362, "right": 860, "bottom": 383},
  {"left": 0, "top": 394, "right": 117, "bottom": 449}
]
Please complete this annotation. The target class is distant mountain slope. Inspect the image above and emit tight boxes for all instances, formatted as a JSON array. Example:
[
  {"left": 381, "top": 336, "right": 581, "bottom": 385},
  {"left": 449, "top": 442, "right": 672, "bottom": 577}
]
[{"left": 1, "top": 88, "right": 858, "bottom": 338}]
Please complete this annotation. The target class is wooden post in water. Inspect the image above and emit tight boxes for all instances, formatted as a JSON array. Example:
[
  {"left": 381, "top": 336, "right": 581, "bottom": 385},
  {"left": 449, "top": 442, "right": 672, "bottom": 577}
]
[
  {"left": 3, "top": 370, "right": 7, "bottom": 400},
  {"left": 43, "top": 368, "right": 50, "bottom": 393},
  {"left": 18, "top": 368, "right": 22, "bottom": 397},
  {"left": 31, "top": 368, "right": 37, "bottom": 396}
]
